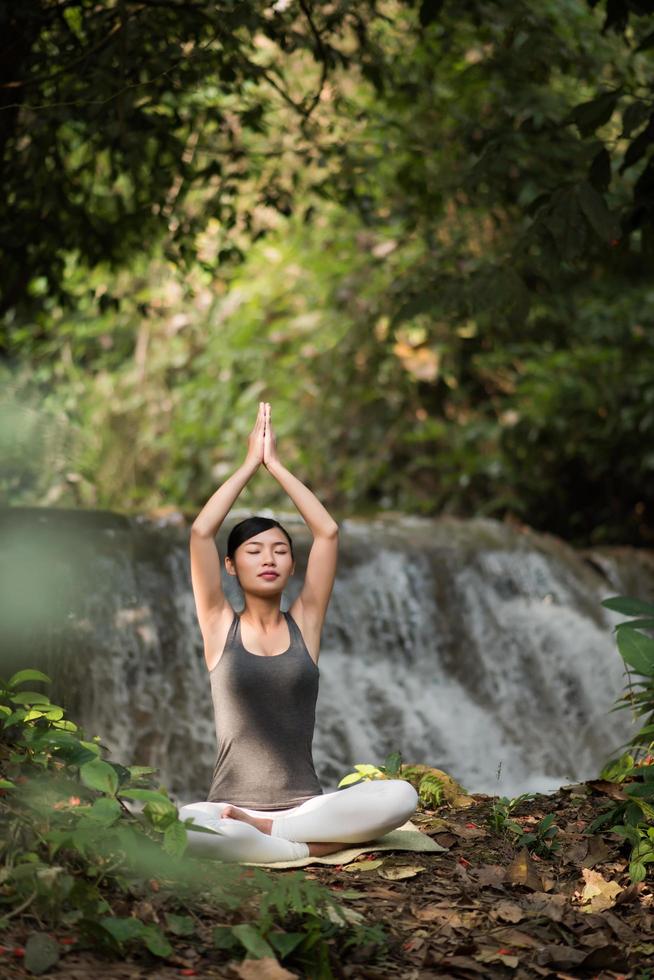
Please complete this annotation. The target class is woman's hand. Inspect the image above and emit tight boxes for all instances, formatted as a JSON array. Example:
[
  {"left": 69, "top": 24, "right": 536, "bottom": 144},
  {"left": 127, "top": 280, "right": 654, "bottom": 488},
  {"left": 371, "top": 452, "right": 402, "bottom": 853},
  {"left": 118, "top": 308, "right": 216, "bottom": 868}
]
[
  {"left": 245, "top": 402, "right": 266, "bottom": 469},
  {"left": 263, "top": 403, "right": 281, "bottom": 470}
]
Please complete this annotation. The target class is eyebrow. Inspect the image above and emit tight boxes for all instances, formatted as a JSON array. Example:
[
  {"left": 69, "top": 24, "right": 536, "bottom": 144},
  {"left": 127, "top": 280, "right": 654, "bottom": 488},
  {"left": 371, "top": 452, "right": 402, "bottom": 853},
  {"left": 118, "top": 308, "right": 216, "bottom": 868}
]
[{"left": 246, "top": 541, "right": 288, "bottom": 546}]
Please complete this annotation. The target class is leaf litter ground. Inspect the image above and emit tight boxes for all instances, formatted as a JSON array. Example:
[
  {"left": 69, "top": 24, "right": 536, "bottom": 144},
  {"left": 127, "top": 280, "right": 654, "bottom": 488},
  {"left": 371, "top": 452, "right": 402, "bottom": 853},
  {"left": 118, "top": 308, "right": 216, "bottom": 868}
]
[{"left": 2, "top": 779, "right": 653, "bottom": 978}]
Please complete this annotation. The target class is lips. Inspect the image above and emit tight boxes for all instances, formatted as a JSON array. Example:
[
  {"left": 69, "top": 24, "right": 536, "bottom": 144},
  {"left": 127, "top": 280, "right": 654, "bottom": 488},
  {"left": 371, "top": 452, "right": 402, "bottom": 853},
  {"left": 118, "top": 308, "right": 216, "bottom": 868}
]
[{"left": 259, "top": 572, "right": 279, "bottom": 579}]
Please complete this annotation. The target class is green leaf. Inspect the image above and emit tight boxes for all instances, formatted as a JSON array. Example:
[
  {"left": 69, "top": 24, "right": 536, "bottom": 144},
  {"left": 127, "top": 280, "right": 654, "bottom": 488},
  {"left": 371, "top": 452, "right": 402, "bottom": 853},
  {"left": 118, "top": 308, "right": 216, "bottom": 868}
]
[
  {"left": 383, "top": 750, "right": 402, "bottom": 776},
  {"left": 34, "top": 732, "right": 95, "bottom": 765},
  {"left": 615, "top": 618, "right": 654, "bottom": 632},
  {"left": 142, "top": 925, "right": 173, "bottom": 958},
  {"left": 543, "top": 186, "right": 587, "bottom": 261},
  {"left": 52, "top": 719, "right": 78, "bottom": 732},
  {"left": 213, "top": 925, "right": 240, "bottom": 950},
  {"left": 231, "top": 924, "right": 275, "bottom": 959},
  {"left": 630, "top": 860, "right": 646, "bottom": 882},
  {"left": 43, "top": 707, "right": 64, "bottom": 720},
  {"left": 23, "top": 932, "right": 60, "bottom": 974},
  {"left": 127, "top": 765, "right": 158, "bottom": 779},
  {"left": 80, "top": 759, "right": 119, "bottom": 795},
  {"left": 23, "top": 708, "right": 46, "bottom": 721},
  {"left": 624, "top": 783, "right": 654, "bottom": 800},
  {"left": 100, "top": 916, "right": 146, "bottom": 944},
  {"left": 85, "top": 797, "right": 122, "bottom": 826},
  {"left": 3, "top": 708, "right": 27, "bottom": 726},
  {"left": 269, "top": 931, "right": 305, "bottom": 958},
  {"left": 0, "top": 778, "right": 16, "bottom": 788},
  {"left": 119, "top": 788, "right": 175, "bottom": 806},
  {"left": 601, "top": 596, "right": 654, "bottom": 617},
  {"left": 164, "top": 912, "right": 195, "bottom": 936},
  {"left": 6, "top": 669, "right": 52, "bottom": 689},
  {"left": 338, "top": 772, "right": 364, "bottom": 787},
  {"left": 589, "top": 146, "right": 611, "bottom": 192},
  {"left": 568, "top": 91, "right": 620, "bottom": 137},
  {"left": 621, "top": 124, "right": 654, "bottom": 173},
  {"left": 577, "top": 181, "right": 620, "bottom": 242},
  {"left": 163, "top": 819, "right": 188, "bottom": 857},
  {"left": 616, "top": 629, "right": 654, "bottom": 676},
  {"left": 620, "top": 99, "right": 650, "bottom": 137},
  {"left": 9, "top": 691, "right": 51, "bottom": 705}
]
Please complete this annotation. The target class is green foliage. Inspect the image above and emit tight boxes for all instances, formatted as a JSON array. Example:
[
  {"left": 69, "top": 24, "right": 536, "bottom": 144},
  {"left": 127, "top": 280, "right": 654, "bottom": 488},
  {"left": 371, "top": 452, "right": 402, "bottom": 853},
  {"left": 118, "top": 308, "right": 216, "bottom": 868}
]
[
  {"left": 513, "top": 812, "right": 562, "bottom": 858},
  {"left": 487, "top": 793, "right": 534, "bottom": 835},
  {"left": 1, "top": 0, "right": 393, "bottom": 319},
  {"left": 601, "top": 594, "right": 654, "bottom": 761},
  {"left": 487, "top": 793, "right": 561, "bottom": 858},
  {"left": 4, "top": 1, "right": 654, "bottom": 545},
  {"left": 0, "top": 668, "right": 387, "bottom": 974},
  {"left": 415, "top": 773, "right": 444, "bottom": 809},
  {"left": 337, "top": 751, "right": 444, "bottom": 808},
  {"left": 584, "top": 594, "right": 654, "bottom": 882},
  {"left": 337, "top": 750, "right": 404, "bottom": 788}
]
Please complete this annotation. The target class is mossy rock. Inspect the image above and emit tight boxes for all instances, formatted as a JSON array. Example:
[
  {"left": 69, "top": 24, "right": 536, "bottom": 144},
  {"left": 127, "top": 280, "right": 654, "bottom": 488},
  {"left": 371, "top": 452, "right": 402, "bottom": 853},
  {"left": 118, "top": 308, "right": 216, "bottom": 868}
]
[{"left": 401, "top": 763, "right": 476, "bottom": 809}]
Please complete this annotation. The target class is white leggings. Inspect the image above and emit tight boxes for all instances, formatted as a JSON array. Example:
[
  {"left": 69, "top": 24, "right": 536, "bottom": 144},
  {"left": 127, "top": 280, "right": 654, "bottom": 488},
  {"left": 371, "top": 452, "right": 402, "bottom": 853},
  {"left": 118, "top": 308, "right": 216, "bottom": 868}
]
[{"left": 178, "top": 778, "right": 419, "bottom": 864}]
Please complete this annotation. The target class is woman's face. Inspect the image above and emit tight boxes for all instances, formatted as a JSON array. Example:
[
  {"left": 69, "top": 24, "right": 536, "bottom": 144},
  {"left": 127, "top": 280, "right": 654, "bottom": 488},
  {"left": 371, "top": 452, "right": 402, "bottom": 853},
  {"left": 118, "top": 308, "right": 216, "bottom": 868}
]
[{"left": 229, "top": 528, "right": 294, "bottom": 593}]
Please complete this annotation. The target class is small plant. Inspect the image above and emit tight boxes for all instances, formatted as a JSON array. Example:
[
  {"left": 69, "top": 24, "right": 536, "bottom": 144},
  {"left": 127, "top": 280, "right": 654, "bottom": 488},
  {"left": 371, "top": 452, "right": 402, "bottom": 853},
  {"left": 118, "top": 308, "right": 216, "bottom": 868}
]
[
  {"left": 487, "top": 793, "right": 560, "bottom": 857},
  {"left": 487, "top": 793, "right": 534, "bottom": 834},
  {"left": 337, "top": 750, "right": 446, "bottom": 807},
  {"left": 587, "top": 594, "right": 654, "bottom": 883},
  {"left": 417, "top": 771, "right": 444, "bottom": 808},
  {"left": 338, "top": 749, "right": 404, "bottom": 788},
  {"left": 514, "top": 812, "right": 562, "bottom": 857}
]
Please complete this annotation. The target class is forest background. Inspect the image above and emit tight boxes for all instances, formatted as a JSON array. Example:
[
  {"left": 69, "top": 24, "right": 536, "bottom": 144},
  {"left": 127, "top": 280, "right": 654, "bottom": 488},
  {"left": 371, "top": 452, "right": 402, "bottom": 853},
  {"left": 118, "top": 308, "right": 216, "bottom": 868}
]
[{"left": 3, "top": 0, "right": 654, "bottom": 548}]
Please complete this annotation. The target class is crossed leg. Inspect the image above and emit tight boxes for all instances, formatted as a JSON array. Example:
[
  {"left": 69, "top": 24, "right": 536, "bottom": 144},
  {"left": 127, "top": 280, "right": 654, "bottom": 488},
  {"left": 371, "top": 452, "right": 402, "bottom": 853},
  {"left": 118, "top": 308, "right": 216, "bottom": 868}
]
[{"left": 178, "top": 778, "right": 419, "bottom": 864}]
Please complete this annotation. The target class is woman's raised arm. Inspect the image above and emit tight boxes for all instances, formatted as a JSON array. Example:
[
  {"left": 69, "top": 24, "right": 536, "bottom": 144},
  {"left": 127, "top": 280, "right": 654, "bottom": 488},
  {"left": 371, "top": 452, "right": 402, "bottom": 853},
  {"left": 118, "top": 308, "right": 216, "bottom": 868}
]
[
  {"left": 189, "top": 402, "right": 265, "bottom": 639},
  {"left": 262, "top": 403, "right": 339, "bottom": 630}
]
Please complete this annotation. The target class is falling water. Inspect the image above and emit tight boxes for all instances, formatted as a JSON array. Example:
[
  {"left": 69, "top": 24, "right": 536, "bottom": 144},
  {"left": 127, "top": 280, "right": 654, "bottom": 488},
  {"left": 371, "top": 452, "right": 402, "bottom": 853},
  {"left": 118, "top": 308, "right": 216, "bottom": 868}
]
[{"left": 1, "top": 506, "right": 650, "bottom": 805}]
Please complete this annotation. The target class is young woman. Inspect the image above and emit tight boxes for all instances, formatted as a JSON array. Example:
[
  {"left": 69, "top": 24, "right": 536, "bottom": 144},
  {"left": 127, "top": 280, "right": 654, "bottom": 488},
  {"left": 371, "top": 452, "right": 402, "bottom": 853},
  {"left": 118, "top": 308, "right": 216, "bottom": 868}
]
[{"left": 179, "top": 401, "right": 418, "bottom": 863}]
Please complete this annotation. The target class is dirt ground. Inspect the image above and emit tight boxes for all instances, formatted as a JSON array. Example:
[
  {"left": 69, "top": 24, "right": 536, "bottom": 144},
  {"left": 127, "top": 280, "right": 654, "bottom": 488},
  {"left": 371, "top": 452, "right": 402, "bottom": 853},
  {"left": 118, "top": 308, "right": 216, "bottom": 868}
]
[{"left": 2, "top": 778, "right": 653, "bottom": 979}]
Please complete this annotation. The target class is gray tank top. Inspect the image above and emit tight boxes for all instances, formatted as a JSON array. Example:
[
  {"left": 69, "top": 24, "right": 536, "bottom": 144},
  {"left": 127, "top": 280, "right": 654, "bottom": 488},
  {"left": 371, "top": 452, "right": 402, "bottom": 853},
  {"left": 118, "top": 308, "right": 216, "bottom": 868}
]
[{"left": 207, "top": 608, "right": 324, "bottom": 810}]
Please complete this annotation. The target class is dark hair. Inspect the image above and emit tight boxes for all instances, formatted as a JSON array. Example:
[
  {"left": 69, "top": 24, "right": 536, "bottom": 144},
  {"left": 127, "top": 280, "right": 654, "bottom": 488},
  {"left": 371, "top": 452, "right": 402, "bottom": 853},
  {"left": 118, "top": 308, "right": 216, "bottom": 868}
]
[{"left": 226, "top": 516, "right": 294, "bottom": 562}]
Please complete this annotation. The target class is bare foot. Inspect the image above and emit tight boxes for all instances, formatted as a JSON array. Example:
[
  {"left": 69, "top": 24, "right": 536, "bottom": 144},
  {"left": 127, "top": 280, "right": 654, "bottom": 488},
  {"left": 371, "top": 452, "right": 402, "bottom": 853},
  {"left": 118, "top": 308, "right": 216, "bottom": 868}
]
[{"left": 221, "top": 804, "right": 273, "bottom": 835}]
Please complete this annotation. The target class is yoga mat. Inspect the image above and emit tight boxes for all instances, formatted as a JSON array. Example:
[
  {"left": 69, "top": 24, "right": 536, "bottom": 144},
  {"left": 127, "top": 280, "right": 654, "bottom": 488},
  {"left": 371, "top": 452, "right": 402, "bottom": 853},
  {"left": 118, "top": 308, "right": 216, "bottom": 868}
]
[{"left": 238, "top": 819, "right": 449, "bottom": 869}]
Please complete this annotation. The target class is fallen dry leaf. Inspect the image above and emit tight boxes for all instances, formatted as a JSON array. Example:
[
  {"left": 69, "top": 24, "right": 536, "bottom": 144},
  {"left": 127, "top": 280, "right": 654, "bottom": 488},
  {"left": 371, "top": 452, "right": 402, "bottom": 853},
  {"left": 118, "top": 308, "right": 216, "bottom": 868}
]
[
  {"left": 363, "top": 885, "right": 401, "bottom": 899},
  {"left": 411, "top": 903, "right": 464, "bottom": 925},
  {"left": 475, "top": 946, "right": 521, "bottom": 968},
  {"left": 505, "top": 846, "right": 543, "bottom": 890},
  {"left": 614, "top": 880, "right": 645, "bottom": 905},
  {"left": 523, "top": 891, "right": 568, "bottom": 922},
  {"left": 378, "top": 864, "right": 426, "bottom": 880},
  {"left": 490, "top": 926, "right": 543, "bottom": 949},
  {"left": 578, "top": 868, "right": 624, "bottom": 913},
  {"left": 491, "top": 899, "right": 525, "bottom": 923},
  {"left": 586, "top": 779, "right": 629, "bottom": 800},
  {"left": 449, "top": 824, "right": 488, "bottom": 840},
  {"left": 476, "top": 864, "right": 506, "bottom": 888},
  {"left": 342, "top": 858, "right": 384, "bottom": 873},
  {"left": 235, "top": 956, "right": 296, "bottom": 979}
]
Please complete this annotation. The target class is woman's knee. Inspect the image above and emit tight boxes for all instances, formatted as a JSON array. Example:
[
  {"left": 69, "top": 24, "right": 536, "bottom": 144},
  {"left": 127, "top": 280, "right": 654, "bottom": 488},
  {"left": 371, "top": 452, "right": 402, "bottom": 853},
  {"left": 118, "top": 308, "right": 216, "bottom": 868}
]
[
  {"left": 384, "top": 779, "right": 419, "bottom": 818},
  {"left": 178, "top": 801, "right": 226, "bottom": 825}
]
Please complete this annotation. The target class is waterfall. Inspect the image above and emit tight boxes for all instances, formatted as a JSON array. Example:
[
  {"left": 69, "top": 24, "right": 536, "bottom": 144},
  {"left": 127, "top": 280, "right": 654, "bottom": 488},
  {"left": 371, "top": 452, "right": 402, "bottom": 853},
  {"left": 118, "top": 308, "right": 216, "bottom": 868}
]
[{"left": 1, "top": 506, "right": 648, "bottom": 805}]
